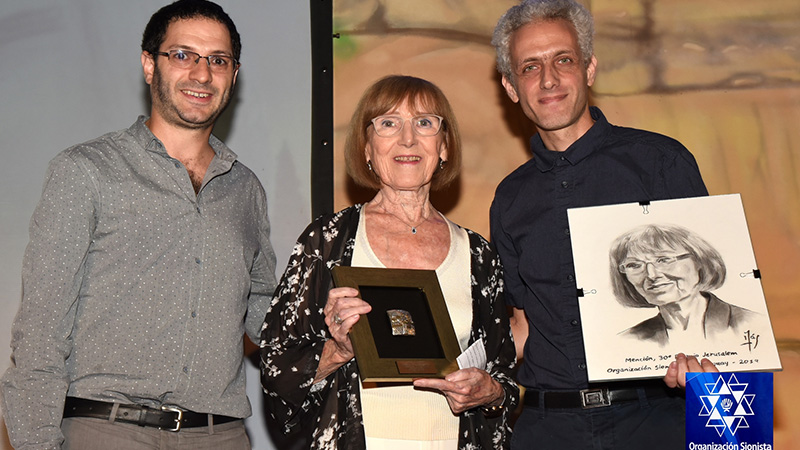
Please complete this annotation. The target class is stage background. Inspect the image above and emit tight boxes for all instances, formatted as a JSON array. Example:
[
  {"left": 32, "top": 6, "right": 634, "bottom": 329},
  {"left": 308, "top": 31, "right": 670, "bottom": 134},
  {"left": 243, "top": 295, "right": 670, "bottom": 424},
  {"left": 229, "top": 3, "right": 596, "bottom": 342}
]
[
  {"left": 331, "top": 0, "right": 800, "bottom": 446},
  {"left": 2, "top": 1, "right": 798, "bottom": 448},
  {"left": 0, "top": 1, "right": 311, "bottom": 449}
]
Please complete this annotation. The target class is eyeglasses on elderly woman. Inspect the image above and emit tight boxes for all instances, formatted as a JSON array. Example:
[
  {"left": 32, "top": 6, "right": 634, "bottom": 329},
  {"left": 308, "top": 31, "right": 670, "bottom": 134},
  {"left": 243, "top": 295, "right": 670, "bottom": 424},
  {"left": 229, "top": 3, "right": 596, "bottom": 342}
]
[
  {"left": 369, "top": 114, "right": 444, "bottom": 137},
  {"left": 617, "top": 253, "right": 692, "bottom": 276}
]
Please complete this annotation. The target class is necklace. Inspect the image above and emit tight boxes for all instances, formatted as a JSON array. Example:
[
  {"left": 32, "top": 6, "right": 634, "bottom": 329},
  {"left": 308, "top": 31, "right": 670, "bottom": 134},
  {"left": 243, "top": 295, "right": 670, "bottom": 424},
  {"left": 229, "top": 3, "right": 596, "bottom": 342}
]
[
  {"left": 378, "top": 205, "right": 428, "bottom": 234},
  {"left": 399, "top": 216, "right": 426, "bottom": 234}
]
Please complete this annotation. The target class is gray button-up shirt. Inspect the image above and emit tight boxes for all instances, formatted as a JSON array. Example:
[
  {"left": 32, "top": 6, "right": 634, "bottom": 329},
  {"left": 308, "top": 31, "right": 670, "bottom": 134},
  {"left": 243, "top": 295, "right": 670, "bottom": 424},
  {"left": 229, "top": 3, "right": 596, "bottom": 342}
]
[{"left": 1, "top": 117, "right": 277, "bottom": 449}]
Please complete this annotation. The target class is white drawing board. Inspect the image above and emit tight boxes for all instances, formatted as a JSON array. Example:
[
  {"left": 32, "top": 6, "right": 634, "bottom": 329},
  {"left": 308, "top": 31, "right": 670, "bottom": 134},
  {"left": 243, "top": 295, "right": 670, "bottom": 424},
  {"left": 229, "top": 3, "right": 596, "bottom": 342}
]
[{"left": 568, "top": 194, "right": 781, "bottom": 381}]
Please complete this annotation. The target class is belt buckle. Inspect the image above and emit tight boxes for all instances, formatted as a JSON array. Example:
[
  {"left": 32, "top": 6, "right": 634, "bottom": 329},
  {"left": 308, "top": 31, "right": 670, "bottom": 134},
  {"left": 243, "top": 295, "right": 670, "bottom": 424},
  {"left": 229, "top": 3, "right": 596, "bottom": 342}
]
[
  {"left": 580, "top": 388, "right": 611, "bottom": 409},
  {"left": 160, "top": 405, "right": 185, "bottom": 431}
]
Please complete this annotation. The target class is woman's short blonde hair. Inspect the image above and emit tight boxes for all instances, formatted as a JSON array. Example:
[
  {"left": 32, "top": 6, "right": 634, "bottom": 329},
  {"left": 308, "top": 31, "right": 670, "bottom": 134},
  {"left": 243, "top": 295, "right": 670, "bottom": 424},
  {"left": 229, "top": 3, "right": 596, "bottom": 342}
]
[{"left": 344, "top": 75, "right": 462, "bottom": 191}]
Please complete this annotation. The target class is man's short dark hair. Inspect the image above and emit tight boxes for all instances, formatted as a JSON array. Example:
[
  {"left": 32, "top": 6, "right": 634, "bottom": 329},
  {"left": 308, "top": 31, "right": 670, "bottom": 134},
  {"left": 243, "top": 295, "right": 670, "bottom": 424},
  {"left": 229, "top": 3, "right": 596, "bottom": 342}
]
[{"left": 141, "top": 0, "right": 241, "bottom": 62}]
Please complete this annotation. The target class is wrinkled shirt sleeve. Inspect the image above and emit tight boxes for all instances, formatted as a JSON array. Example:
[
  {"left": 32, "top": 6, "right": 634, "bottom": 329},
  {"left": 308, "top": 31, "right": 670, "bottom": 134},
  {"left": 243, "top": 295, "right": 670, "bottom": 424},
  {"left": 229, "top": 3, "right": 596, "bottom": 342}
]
[
  {"left": 662, "top": 141, "right": 708, "bottom": 198},
  {"left": 1, "top": 152, "right": 96, "bottom": 450},
  {"left": 245, "top": 184, "right": 278, "bottom": 343}
]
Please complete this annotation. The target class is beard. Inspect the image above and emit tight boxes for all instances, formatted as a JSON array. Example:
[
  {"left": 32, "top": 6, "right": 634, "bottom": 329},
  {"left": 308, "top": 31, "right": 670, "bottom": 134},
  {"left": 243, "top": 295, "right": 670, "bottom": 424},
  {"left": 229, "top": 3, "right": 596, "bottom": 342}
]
[{"left": 150, "top": 62, "right": 234, "bottom": 130}]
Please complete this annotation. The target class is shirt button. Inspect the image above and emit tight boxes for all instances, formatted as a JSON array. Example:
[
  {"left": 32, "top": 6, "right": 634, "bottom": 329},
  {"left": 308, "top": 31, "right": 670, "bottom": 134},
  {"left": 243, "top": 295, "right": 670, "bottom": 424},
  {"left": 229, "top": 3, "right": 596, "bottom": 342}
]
[
  {"left": 571, "top": 319, "right": 579, "bottom": 326},
  {"left": 191, "top": 311, "right": 197, "bottom": 318},
  {"left": 196, "top": 206, "right": 201, "bottom": 214},
  {"left": 560, "top": 156, "right": 566, "bottom": 161},
  {"left": 561, "top": 181, "right": 568, "bottom": 188},
  {"left": 567, "top": 274, "right": 574, "bottom": 281},
  {"left": 174, "top": 162, "right": 181, "bottom": 168},
  {"left": 183, "top": 366, "right": 189, "bottom": 373},
  {"left": 578, "top": 363, "right": 586, "bottom": 370},
  {"left": 195, "top": 258, "right": 202, "bottom": 265},
  {"left": 564, "top": 228, "right": 570, "bottom": 236}
]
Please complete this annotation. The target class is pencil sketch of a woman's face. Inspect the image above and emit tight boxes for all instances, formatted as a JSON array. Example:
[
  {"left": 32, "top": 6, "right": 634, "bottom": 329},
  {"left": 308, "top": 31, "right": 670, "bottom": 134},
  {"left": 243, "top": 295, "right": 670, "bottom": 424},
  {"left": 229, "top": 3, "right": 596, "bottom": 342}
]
[
  {"left": 606, "top": 224, "right": 764, "bottom": 345},
  {"left": 620, "top": 247, "right": 701, "bottom": 306},
  {"left": 609, "top": 223, "right": 726, "bottom": 309}
]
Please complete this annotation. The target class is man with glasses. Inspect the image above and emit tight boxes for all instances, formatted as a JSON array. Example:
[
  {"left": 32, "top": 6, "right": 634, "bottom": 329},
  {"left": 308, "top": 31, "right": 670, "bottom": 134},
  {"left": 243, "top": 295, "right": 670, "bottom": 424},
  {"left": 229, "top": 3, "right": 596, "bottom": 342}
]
[
  {"left": 489, "top": 0, "right": 717, "bottom": 449},
  {"left": 0, "top": 1, "right": 276, "bottom": 449}
]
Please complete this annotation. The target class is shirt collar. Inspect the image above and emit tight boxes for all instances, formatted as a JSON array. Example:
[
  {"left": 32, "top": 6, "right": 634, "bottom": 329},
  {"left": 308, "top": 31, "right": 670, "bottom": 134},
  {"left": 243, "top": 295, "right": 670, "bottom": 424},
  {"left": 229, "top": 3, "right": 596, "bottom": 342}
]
[
  {"left": 530, "top": 106, "right": 609, "bottom": 172},
  {"left": 130, "top": 115, "right": 238, "bottom": 167}
]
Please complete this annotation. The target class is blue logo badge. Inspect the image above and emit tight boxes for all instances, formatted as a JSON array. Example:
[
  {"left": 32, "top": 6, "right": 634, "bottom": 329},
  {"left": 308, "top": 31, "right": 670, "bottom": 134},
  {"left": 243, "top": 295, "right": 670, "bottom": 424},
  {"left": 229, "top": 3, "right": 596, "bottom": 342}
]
[{"left": 686, "top": 372, "right": 773, "bottom": 450}]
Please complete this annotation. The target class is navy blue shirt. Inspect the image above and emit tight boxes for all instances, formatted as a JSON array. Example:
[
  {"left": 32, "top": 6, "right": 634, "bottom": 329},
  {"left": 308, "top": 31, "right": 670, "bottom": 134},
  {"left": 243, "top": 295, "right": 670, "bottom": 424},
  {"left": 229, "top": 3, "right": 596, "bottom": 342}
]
[{"left": 490, "top": 107, "right": 708, "bottom": 390}]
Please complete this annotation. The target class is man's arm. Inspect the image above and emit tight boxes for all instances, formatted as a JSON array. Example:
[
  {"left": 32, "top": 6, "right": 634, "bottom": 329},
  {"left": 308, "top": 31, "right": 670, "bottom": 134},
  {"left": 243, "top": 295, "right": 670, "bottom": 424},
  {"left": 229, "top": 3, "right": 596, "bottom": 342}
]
[
  {"left": 244, "top": 183, "right": 278, "bottom": 343},
  {"left": 490, "top": 197, "right": 528, "bottom": 362},
  {"left": 1, "top": 151, "right": 95, "bottom": 449},
  {"left": 508, "top": 306, "right": 528, "bottom": 361},
  {"left": 662, "top": 141, "right": 709, "bottom": 198}
]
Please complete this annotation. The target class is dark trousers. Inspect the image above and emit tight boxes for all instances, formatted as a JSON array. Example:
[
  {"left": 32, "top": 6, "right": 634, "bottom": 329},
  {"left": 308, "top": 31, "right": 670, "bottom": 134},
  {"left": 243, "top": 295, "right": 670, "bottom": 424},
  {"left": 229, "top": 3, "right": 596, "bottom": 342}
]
[{"left": 511, "top": 394, "right": 685, "bottom": 450}]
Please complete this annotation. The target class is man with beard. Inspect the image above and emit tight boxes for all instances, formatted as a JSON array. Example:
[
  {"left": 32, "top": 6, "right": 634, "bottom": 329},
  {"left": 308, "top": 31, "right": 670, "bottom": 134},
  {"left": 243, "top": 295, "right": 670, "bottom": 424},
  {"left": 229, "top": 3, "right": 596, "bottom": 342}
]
[{"left": 0, "top": 1, "right": 276, "bottom": 449}]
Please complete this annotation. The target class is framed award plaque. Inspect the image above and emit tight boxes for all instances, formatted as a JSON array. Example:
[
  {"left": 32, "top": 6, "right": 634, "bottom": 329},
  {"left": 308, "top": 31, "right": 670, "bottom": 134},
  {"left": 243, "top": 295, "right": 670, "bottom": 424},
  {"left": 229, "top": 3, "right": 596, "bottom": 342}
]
[{"left": 331, "top": 266, "right": 461, "bottom": 382}]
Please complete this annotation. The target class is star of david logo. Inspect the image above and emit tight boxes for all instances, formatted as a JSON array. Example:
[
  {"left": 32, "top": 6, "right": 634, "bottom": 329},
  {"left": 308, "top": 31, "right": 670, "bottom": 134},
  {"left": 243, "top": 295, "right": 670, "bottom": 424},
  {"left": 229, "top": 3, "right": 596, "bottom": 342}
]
[{"left": 697, "top": 374, "right": 756, "bottom": 436}]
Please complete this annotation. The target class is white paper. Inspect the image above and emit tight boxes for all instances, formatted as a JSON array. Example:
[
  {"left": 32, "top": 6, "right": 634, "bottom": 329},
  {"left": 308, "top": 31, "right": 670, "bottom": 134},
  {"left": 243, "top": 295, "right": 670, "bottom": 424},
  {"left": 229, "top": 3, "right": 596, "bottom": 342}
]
[{"left": 457, "top": 337, "right": 487, "bottom": 370}]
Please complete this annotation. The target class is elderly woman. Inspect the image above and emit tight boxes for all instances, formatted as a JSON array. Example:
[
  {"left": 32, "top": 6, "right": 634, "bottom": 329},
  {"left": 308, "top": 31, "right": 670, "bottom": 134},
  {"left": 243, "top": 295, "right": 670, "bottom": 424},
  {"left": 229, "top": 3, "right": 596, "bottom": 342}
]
[
  {"left": 260, "top": 75, "right": 518, "bottom": 449},
  {"left": 610, "top": 223, "right": 758, "bottom": 346}
]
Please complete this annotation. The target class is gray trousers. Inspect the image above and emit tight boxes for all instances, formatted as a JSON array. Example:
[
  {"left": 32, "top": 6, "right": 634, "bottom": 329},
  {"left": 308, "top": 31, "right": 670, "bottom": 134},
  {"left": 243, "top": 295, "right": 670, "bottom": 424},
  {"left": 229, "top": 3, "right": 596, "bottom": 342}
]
[{"left": 62, "top": 417, "right": 251, "bottom": 450}]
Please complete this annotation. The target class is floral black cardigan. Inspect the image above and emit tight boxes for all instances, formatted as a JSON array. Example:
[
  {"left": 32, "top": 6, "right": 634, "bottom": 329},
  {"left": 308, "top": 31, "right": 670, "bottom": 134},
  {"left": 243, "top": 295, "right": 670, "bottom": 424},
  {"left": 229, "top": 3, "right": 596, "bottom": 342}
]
[{"left": 260, "top": 205, "right": 518, "bottom": 449}]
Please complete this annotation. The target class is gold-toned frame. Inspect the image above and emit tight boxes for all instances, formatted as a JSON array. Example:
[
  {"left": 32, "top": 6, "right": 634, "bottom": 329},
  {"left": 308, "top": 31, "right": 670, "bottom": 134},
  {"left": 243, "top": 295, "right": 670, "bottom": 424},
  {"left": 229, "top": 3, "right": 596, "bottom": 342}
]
[{"left": 331, "top": 266, "right": 461, "bottom": 382}]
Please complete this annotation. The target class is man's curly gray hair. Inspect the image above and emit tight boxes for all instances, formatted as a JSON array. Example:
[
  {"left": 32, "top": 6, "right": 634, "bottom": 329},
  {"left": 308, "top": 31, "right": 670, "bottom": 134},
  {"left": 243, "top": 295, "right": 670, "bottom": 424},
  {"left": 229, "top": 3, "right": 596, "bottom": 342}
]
[{"left": 492, "top": 0, "right": 595, "bottom": 83}]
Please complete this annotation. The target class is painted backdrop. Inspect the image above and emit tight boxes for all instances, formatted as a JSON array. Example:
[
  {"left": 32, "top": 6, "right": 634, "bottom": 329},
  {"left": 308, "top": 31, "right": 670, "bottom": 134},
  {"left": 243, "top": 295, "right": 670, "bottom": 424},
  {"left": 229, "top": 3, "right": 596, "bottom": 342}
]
[{"left": 332, "top": 0, "right": 800, "bottom": 446}]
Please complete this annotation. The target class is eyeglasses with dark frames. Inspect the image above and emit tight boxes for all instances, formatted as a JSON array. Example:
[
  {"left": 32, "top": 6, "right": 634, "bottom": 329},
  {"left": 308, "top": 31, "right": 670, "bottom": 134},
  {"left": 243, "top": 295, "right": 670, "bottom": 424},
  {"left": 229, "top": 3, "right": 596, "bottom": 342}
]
[{"left": 153, "top": 49, "right": 238, "bottom": 73}]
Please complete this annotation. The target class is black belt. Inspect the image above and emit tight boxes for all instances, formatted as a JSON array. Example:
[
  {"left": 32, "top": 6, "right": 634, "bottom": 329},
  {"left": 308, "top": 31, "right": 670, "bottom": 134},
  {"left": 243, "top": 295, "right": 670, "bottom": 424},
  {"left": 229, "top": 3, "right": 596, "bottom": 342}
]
[
  {"left": 523, "top": 385, "right": 674, "bottom": 409},
  {"left": 63, "top": 397, "right": 239, "bottom": 431}
]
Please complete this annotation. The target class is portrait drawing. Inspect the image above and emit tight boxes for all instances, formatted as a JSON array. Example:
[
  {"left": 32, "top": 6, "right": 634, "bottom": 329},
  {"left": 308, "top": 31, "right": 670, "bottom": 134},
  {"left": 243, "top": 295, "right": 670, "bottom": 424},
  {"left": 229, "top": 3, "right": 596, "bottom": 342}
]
[{"left": 567, "top": 194, "right": 781, "bottom": 381}]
